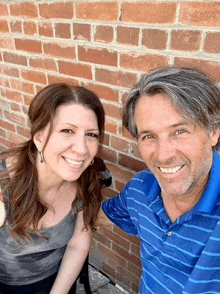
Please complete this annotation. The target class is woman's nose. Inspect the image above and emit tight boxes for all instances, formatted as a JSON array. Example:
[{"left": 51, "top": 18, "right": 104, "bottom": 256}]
[{"left": 71, "top": 135, "right": 88, "bottom": 154}]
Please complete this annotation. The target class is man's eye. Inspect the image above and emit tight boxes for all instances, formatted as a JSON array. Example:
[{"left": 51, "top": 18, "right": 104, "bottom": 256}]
[
  {"left": 143, "top": 135, "right": 154, "bottom": 140},
  {"left": 175, "top": 129, "right": 187, "bottom": 135}
]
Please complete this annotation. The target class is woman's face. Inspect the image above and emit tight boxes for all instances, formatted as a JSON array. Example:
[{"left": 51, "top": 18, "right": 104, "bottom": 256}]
[{"left": 34, "top": 103, "right": 99, "bottom": 184}]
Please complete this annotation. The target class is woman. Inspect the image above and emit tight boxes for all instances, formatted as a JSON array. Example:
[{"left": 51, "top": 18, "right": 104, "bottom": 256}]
[{"left": 0, "top": 83, "right": 105, "bottom": 294}]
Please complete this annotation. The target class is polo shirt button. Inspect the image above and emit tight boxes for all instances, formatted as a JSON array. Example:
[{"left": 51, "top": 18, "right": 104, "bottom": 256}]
[{"left": 167, "top": 231, "right": 172, "bottom": 236}]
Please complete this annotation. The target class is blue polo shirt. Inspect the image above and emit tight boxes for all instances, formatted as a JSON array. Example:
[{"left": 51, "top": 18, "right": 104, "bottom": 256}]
[{"left": 102, "top": 150, "right": 220, "bottom": 294}]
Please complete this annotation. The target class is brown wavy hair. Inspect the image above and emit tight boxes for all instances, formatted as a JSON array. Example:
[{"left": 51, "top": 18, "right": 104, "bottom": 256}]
[{"left": 0, "top": 83, "right": 105, "bottom": 242}]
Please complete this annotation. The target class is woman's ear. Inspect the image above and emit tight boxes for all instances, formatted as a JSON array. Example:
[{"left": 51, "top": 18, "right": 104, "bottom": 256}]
[{"left": 33, "top": 131, "right": 44, "bottom": 152}]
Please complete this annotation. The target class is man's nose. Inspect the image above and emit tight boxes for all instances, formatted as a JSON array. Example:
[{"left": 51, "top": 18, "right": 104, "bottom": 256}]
[{"left": 155, "top": 138, "right": 176, "bottom": 164}]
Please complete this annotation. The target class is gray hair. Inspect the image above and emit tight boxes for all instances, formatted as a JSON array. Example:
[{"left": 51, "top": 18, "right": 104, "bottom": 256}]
[{"left": 122, "top": 65, "right": 220, "bottom": 149}]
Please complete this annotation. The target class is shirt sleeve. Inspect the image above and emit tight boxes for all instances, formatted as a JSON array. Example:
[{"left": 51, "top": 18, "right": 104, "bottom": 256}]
[{"left": 102, "top": 183, "right": 138, "bottom": 235}]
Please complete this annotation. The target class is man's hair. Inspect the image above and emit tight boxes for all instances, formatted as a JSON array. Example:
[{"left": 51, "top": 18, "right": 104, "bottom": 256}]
[{"left": 122, "top": 65, "right": 220, "bottom": 149}]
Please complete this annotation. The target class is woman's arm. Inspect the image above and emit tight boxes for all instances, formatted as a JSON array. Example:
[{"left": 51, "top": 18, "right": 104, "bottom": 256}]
[
  {"left": 49, "top": 210, "right": 91, "bottom": 294},
  {"left": 0, "top": 191, "right": 6, "bottom": 227}
]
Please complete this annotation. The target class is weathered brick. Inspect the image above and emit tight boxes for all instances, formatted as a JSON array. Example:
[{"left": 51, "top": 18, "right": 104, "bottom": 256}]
[
  {"left": 55, "top": 23, "right": 71, "bottom": 39},
  {"left": 118, "top": 153, "right": 146, "bottom": 172},
  {"left": 10, "top": 102, "right": 21, "bottom": 113},
  {"left": 92, "top": 231, "right": 111, "bottom": 248},
  {"left": 94, "top": 25, "right": 113, "bottom": 43},
  {"left": 43, "top": 42, "right": 76, "bottom": 59},
  {"left": 170, "top": 29, "right": 202, "bottom": 51},
  {"left": 82, "top": 83, "right": 119, "bottom": 102},
  {"left": 0, "top": 118, "right": 15, "bottom": 132},
  {"left": 78, "top": 46, "right": 117, "bottom": 67},
  {"left": 204, "top": 32, "right": 220, "bottom": 54},
  {"left": 180, "top": 2, "right": 220, "bottom": 27},
  {"left": 48, "top": 74, "right": 79, "bottom": 86},
  {"left": 10, "top": 79, "right": 35, "bottom": 95},
  {"left": 4, "top": 110, "right": 26, "bottom": 126},
  {"left": 0, "top": 77, "right": 10, "bottom": 88},
  {"left": 99, "top": 145, "right": 117, "bottom": 162},
  {"left": 117, "top": 26, "right": 139, "bottom": 46},
  {"left": 174, "top": 57, "right": 220, "bottom": 82},
  {"left": 10, "top": 2, "right": 38, "bottom": 18},
  {"left": 0, "top": 64, "right": 19, "bottom": 78},
  {"left": 115, "top": 179, "right": 126, "bottom": 192},
  {"left": 96, "top": 68, "right": 137, "bottom": 88},
  {"left": 111, "top": 136, "right": 129, "bottom": 153},
  {"left": 103, "top": 101, "right": 121, "bottom": 120},
  {"left": 106, "top": 162, "right": 133, "bottom": 182},
  {"left": 99, "top": 227, "right": 130, "bottom": 250},
  {"left": 0, "top": 20, "right": 9, "bottom": 33},
  {"left": 39, "top": 2, "right": 73, "bottom": 19},
  {"left": 3, "top": 52, "right": 27, "bottom": 66},
  {"left": 23, "top": 20, "right": 37, "bottom": 35},
  {"left": 121, "top": 2, "right": 177, "bottom": 23},
  {"left": 142, "top": 29, "right": 168, "bottom": 49},
  {"left": 76, "top": 2, "right": 118, "bottom": 21},
  {"left": 7, "top": 132, "right": 26, "bottom": 144},
  {"left": 73, "top": 23, "right": 91, "bottom": 41},
  {"left": 1, "top": 88, "right": 22, "bottom": 103},
  {"left": 0, "top": 36, "right": 14, "bottom": 50},
  {"left": 38, "top": 22, "right": 53, "bottom": 37},
  {"left": 15, "top": 39, "right": 42, "bottom": 54},
  {"left": 120, "top": 51, "right": 169, "bottom": 72},
  {"left": 113, "top": 226, "right": 140, "bottom": 246},
  {"left": 10, "top": 20, "right": 22, "bottom": 33},
  {"left": 21, "top": 68, "right": 47, "bottom": 84},
  {"left": 97, "top": 243, "right": 127, "bottom": 267},
  {"left": 58, "top": 60, "right": 92, "bottom": 79},
  {"left": 17, "top": 126, "right": 31, "bottom": 139},
  {"left": 131, "top": 142, "right": 142, "bottom": 160},
  {"left": 113, "top": 243, "right": 141, "bottom": 267},
  {"left": 0, "top": 3, "right": 8, "bottom": 16},
  {"left": 0, "top": 137, "right": 12, "bottom": 148},
  {"left": 29, "top": 57, "right": 57, "bottom": 72}
]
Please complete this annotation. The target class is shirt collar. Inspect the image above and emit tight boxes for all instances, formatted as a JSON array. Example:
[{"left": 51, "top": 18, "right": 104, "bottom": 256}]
[{"left": 193, "top": 149, "right": 220, "bottom": 213}]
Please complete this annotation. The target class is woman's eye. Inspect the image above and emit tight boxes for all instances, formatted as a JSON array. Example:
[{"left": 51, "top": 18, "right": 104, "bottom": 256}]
[
  {"left": 61, "top": 129, "right": 73, "bottom": 134},
  {"left": 87, "top": 133, "right": 99, "bottom": 138}
]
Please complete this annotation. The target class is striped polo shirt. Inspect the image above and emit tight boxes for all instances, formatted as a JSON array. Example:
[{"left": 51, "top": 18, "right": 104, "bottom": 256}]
[{"left": 102, "top": 150, "right": 220, "bottom": 293}]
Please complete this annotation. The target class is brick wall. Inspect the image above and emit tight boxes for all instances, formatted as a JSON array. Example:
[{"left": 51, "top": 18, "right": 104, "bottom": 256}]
[{"left": 0, "top": 1, "right": 220, "bottom": 292}]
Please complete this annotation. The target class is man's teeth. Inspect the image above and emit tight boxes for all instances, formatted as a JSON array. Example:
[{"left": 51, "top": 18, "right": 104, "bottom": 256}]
[
  {"left": 160, "top": 165, "right": 182, "bottom": 174},
  {"left": 64, "top": 157, "right": 83, "bottom": 166}
]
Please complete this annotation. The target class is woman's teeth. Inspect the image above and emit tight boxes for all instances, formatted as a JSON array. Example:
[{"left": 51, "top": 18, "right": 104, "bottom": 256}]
[
  {"left": 64, "top": 157, "right": 83, "bottom": 166},
  {"left": 160, "top": 165, "right": 182, "bottom": 174}
]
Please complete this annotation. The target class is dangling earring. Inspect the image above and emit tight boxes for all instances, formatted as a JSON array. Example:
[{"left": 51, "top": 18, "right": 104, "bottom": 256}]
[
  {"left": 39, "top": 151, "right": 44, "bottom": 163},
  {"left": 90, "top": 159, "right": 94, "bottom": 166}
]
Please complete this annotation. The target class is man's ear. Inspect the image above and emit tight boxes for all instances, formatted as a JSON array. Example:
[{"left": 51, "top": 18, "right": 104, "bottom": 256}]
[{"left": 210, "top": 128, "right": 220, "bottom": 147}]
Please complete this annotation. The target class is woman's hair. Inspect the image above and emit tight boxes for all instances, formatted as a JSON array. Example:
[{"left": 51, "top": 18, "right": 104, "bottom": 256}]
[
  {"left": 123, "top": 65, "right": 220, "bottom": 150},
  {"left": 0, "top": 83, "right": 105, "bottom": 241}
]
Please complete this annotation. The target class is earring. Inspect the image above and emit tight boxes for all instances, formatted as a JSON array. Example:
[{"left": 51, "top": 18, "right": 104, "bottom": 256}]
[
  {"left": 90, "top": 159, "right": 94, "bottom": 166},
  {"left": 39, "top": 151, "right": 44, "bottom": 163}
]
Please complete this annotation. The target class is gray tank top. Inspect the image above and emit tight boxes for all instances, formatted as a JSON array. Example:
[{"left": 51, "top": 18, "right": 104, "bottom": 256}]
[{"left": 0, "top": 160, "right": 77, "bottom": 285}]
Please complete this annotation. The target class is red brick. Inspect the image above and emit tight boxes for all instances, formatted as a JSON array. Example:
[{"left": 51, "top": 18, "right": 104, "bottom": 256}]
[
  {"left": 55, "top": 23, "right": 71, "bottom": 39},
  {"left": 21, "top": 68, "right": 47, "bottom": 84},
  {"left": 3, "top": 52, "right": 27, "bottom": 66},
  {"left": 112, "top": 243, "right": 141, "bottom": 267},
  {"left": 0, "top": 137, "right": 12, "bottom": 148},
  {"left": 99, "top": 145, "right": 117, "bottom": 162},
  {"left": 180, "top": 2, "right": 220, "bottom": 27},
  {"left": 92, "top": 231, "right": 111, "bottom": 248},
  {"left": 0, "top": 128, "right": 6, "bottom": 138},
  {"left": 106, "top": 162, "right": 133, "bottom": 182},
  {"left": 43, "top": 42, "right": 76, "bottom": 59},
  {"left": 1, "top": 88, "right": 22, "bottom": 103},
  {"left": 38, "top": 22, "right": 53, "bottom": 37},
  {"left": 131, "top": 142, "right": 142, "bottom": 159},
  {"left": 117, "top": 26, "right": 139, "bottom": 46},
  {"left": 119, "top": 126, "right": 134, "bottom": 140},
  {"left": 23, "top": 20, "right": 37, "bottom": 35},
  {"left": 78, "top": 46, "right": 117, "bottom": 67},
  {"left": 96, "top": 68, "right": 137, "bottom": 88},
  {"left": 0, "top": 77, "right": 10, "bottom": 88},
  {"left": 10, "top": 2, "right": 38, "bottom": 18},
  {"left": 0, "top": 36, "right": 14, "bottom": 49},
  {"left": 142, "top": 29, "right": 168, "bottom": 50},
  {"left": 7, "top": 132, "right": 26, "bottom": 144},
  {"left": 76, "top": 2, "right": 118, "bottom": 21},
  {"left": 0, "top": 3, "right": 8, "bottom": 16},
  {"left": 15, "top": 38, "right": 42, "bottom": 54},
  {"left": 111, "top": 136, "right": 129, "bottom": 153},
  {"left": 29, "top": 57, "right": 57, "bottom": 71},
  {"left": 102, "top": 102, "right": 121, "bottom": 120},
  {"left": 73, "top": 23, "right": 91, "bottom": 41},
  {"left": 94, "top": 25, "right": 113, "bottom": 43},
  {"left": 58, "top": 60, "right": 92, "bottom": 79},
  {"left": 121, "top": 2, "right": 177, "bottom": 23},
  {"left": 120, "top": 51, "right": 169, "bottom": 71},
  {"left": 103, "top": 133, "right": 110, "bottom": 146},
  {"left": 97, "top": 243, "right": 127, "bottom": 267},
  {"left": 39, "top": 2, "right": 73, "bottom": 19},
  {"left": 115, "top": 180, "right": 126, "bottom": 192},
  {"left": 82, "top": 83, "right": 119, "bottom": 102},
  {"left": 118, "top": 153, "right": 146, "bottom": 172},
  {"left": 10, "top": 79, "right": 35, "bottom": 95},
  {"left": 0, "top": 20, "right": 9, "bottom": 33},
  {"left": 17, "top": 126, "right": 31, "bottom": 139},
  {"left": 104, "top": 117, "right": 117, "bottom": 134},
  {"left": 10, "top": 102, "right": 21, "bottom": 112},
  {"left": 0, "top": 64, "right": 19, "bottom": 78},
  {"left": 99, "top": 227, "right": 130, "bottom": 250},
  {"left": 48, "top": 75, "right": 79, "bottom": 86},
  {"left": 10, "top": 20, "right": 22, "bottom": 33},
  {"left": 4, "top": 110, "right": 26, "bottom": 126},
  {"left": 0, "top": 118, "right": 15, "bottom": 132},
  {"left": 204, "top": 32, "right": 220, "bottom": 54},
  {"left": 171, "top": 29, "right": 202, "bottom": 51},
  {"left": 23, "top": 95, "right": 33, "bottom": 107},
  {"left": 113, "top": 226, "right": 140, "bottom": 246},
  {"left": 174, "top": 57, "right": 220, "bottom": 82},
  {"left": 116, "top": 265, "right": 140, "bottom": 291},
  {"left": 131, "top": 243, "right": 141, "bottom": 258}
]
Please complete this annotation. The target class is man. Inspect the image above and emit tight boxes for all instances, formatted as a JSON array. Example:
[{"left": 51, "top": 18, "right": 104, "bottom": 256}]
[{"left": 98, "top": 66, "right": 220, "bottom": 293}]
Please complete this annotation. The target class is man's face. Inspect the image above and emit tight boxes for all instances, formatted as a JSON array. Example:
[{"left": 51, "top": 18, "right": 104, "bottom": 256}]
[{"left": 135, "top": 93, "right": 219, "bottom": 199}]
